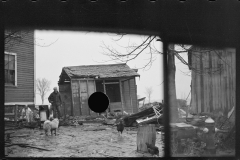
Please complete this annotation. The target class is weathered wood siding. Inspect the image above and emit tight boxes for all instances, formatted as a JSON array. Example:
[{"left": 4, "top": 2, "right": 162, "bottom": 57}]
[
  {"left": 122, "top": 78, "right": 138, "bottom": 114},
  {"left": 59, "top": 83, "right": 72, "bottom": 116},
  {"left": 60, "top": 77, "right": 139, "bottom": 116},
  {"left": 190, "top": 47, "right": 235, "bottom": 116},
  {"left": 5, "top": 30, "right": 35, "bottom": 104}
]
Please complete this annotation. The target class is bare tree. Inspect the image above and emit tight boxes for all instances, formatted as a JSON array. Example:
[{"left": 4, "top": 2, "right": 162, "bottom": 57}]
[
  {"left": 36, "top": 78, "right": 51, "bottom": 104},
  {"left": 145, "top": 87, "right": 153, "bottom": 103}
]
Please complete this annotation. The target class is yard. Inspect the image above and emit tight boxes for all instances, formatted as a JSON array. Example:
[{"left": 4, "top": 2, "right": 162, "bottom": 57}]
[{"left": 5, "top": 123, "right": 164, "bottom": 157}]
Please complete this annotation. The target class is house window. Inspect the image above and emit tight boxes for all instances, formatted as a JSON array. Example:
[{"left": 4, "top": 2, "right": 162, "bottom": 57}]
[{"left": 5, "top": 52, "right": 17, "bottom": 86}]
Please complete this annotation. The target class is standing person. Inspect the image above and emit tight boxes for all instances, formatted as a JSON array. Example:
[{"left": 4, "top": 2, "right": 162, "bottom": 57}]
[
  {"left": 20, "top": 105, "right": 33, "bottom": 123},
  {"left": 48, "top": 87, "right": 62, "bottom": 119}
]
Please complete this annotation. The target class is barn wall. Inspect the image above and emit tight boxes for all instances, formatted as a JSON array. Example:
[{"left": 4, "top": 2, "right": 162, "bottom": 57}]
[
  {"left": 190, "top": 47, "right": 236, "bottom": 116},
  {"left": 5, "top": 30, "right": 35, "bottom": 104}
]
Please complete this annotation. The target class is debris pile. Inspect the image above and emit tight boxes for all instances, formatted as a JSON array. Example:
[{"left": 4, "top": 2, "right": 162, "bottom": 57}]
[{"left": 59, "top": 115, "right": 106, "bottom": 126}]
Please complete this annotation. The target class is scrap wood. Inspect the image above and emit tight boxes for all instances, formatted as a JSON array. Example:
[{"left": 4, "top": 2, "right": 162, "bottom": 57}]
[
  {"left": 5, "top": 127, "right": 25, "bottom": 131},
  {"left": 5, "top": 143, "right": 52, "bottom": 151}
]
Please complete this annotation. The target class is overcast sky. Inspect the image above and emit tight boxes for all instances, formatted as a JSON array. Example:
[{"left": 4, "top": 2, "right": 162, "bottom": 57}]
[{"left": 35, "top": 30, "right": 191, "bottom": 105}]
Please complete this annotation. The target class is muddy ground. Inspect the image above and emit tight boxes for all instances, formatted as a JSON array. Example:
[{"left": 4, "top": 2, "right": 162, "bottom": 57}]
[{"left": 5, "top": 123, "right": 164, "bottom": 157}]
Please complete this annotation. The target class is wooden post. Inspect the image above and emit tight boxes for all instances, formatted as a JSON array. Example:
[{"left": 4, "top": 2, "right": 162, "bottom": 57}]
[
  {"left": 14, "top": 105, "right": 18, "bottom": 125},
  {"left": 137, "top": 124, "right": 156, "bottom": 153},
  {"left": 119, "top": 80, "right": 124, "bottom": 115}
]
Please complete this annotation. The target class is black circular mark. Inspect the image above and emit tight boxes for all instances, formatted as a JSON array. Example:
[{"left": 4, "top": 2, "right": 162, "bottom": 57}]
[{"left": 88, "top": 92, "right": 109, "bottom": 113}]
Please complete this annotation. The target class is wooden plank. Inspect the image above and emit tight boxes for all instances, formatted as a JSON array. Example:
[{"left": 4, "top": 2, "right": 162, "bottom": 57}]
[
  {"left": 128, "top": 79, "right": 133, "bottom": 114},
  {"left": 220, "top": 50, "right": 225, "bottom": 111},
  {"left": 88, "top": 80, "right": 96, "bottom": 116},
  {"left": 228, "top": 51, "right": 233, "bottom": 110},
  {"left": 119, "top": 80, "right": 124, "bottom": 115},
  {"left": 200, "top": 52, "right": 204, "bottom": 113},
  {"left": 231, "top": 49, "right": 236, "bottom": 108},
  {"left": 205, "top": 52, "right": 210, "bottom": 113},
  {"left": 225, "top": 51, "right": 230, "bottom": 112},
  {"left": 86, "top": 80, "right": 90, "bottom": 115},
  {"left": 14, "top": 105, "right": 18, "bottom": 124},
  {"left": 213, "top": 51, "right": 217, "bottom": 111},
  {"left": 122, "top": 79, "right": 126, "bottom": 112},
  {"left": 79, "top": 81, "right": 87, "bottom": 115},
  {"left": 104, "top": 82, "right": 119, "bottom": 84},
  {"left": 132, "top": 78, "right": 138, "bottom": 113},
  {"left": 78, "top": 80, "right": 82, "bottom": 116},
  {"left": 93, "top": 80, "right": 97, "bottom": 116},
  {"left": 230, "top": 50, "right": 234, "bottom": 109},
  {"left": 191, "top": 52, "right": 197, "bottom": 113},
  {"left": 202, "top": 52, "right": 207, "bottom": 112},
  {"left": 217, "top": 50, "right": 222, "bottom": 111},
  {"left": 196, "top": 52, "right": 201, "bottom": 113},
  {"left": 209, "top": 51, "right": 213, "bottom": 112},
  {"left": 218, "top": 50, "right": 222, "bottom": 111},
  {"left": 223, "top": 49, "right": 228, "bottom": 113},
  {"left": 70, "top": 80, "right": 74, "bottom": 116},
  {"left": 216, "top": 50, "right": 220, "bottom": 111}
]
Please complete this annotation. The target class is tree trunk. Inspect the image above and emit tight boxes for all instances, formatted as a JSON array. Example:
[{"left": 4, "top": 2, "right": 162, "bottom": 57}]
[
  {"left": 137, "top": 124, "right": 156, "bottom": 153},
  {"left": 168, "top": 45, "right": 179, "bottom": 123},
  {"left": 41, "top": 95, "right": 44, "bottom": 104}
]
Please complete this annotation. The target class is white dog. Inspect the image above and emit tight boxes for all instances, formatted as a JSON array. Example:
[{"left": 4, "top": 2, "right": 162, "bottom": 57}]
[{"left": 43, "top": 117, "right": 59, "bottom": 136}]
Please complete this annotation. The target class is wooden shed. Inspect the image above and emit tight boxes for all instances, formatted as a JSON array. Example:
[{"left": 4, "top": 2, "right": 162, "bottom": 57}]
[
  {"left": 189, "top": 46, "right": 236, "bottom": 116},
  {"left": 58, "top": 63, "right": 140, "bottom": 116}
]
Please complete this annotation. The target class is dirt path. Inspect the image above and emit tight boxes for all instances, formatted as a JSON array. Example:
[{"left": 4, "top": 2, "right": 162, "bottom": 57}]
[{"left": 5, "top": 124, "right": 164, "bottom": 157}]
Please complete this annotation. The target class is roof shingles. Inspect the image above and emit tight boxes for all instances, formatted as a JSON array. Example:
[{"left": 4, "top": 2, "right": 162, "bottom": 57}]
[{"left": 63, "top": 63, "right": 140, "bottom": 79}]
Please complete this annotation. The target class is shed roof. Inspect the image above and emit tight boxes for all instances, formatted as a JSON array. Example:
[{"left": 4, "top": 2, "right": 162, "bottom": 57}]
[{"left": 62, "top": 63, "right": 140, "bottom": 79}]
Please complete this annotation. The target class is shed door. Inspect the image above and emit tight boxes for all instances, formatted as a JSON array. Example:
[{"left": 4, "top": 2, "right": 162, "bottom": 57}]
[
  {"left": 71, "top": 80, "right": 81, "bottom": 116},
  {"left": 80, "top": 80, "right": 89, "bottom": 115}
]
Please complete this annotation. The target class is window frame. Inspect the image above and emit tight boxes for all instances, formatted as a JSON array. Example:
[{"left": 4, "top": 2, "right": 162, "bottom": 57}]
[
  {"left": 105, "top": 83, "right": 121, "bottom": 103},
  {"left": 5, "top": 52, "right": 17, "bottom": 87}
]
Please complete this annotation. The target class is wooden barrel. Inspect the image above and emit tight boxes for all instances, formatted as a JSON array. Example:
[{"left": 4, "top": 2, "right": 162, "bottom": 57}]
[{"left": 137, "top": 124, "right": 156, "bottom": 153}]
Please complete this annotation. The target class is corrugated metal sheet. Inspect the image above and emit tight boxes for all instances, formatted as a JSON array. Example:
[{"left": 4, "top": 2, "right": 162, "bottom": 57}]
[
  {"left": 5, "top": 30, "right": 35, "bottom": 103},
  {"left": 190, "top": 47, "right": 236, "bottom": 115}
]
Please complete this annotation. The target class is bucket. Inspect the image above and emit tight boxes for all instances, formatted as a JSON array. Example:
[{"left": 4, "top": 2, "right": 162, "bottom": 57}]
[{"left": 40, "top": 111, "right": 47, "bottom": 121}]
